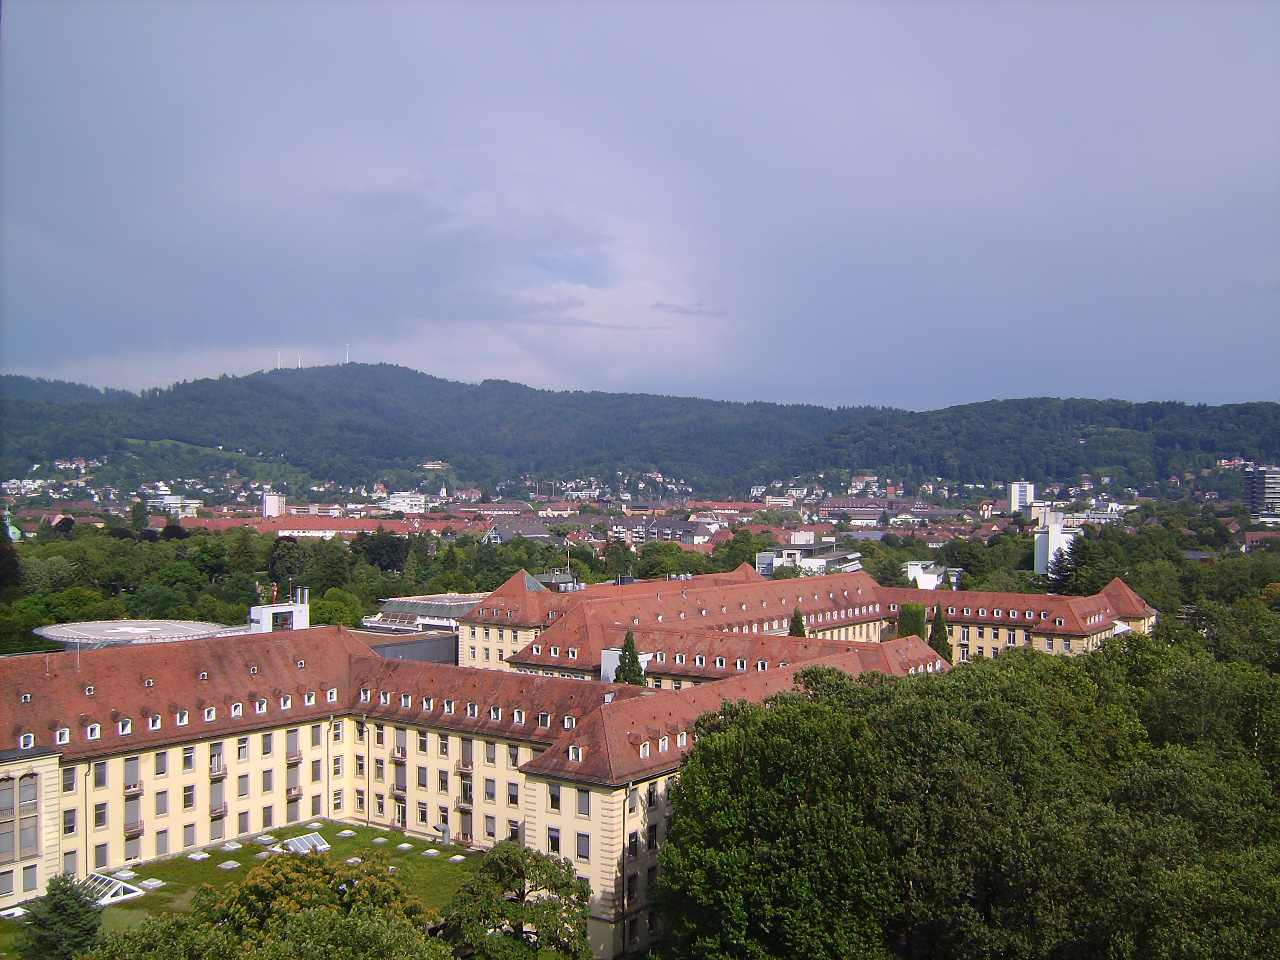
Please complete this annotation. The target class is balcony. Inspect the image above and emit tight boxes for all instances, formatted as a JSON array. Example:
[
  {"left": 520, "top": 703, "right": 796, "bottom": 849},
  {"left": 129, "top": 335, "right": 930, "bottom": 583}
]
[
  {"left": 390, "top": 785, "right": 407, "bottom": 798},
  {"left": 455, "top": 797, "right": 473, "bottom": 812},
  {"left": 454, "top": 759, "right": 474, "bottom": 772},
  {"left": 124, "top": 820, "right": 145, "bottom": 839},
  {"left": 209, "top": 803, "right": 228, "bottom": 819},
  {"left": 285, "top": 751, "right": 303, "bottom": 766},
  {"left": 285, "top": 785, "right": 303, "bottom": 800},
  {"left": 123, "top": 782, "right": 144, "bottom": 798},
  {"left": 208, "top": 763, "right": 227, "bottom": 781},
  {"left": 391, "top": 747, "right": 407, "bottom": 762}
]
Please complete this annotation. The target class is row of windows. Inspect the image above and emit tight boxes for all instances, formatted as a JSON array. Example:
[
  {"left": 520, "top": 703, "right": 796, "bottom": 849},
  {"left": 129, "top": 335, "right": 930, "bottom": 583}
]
[
  {"left": 891, "top": 602, "right": 1069, "bottom": 626},
  {"left": 21, "top": 695, "right": 341, "bottom": 750},
  {"left": 355, "top": 691, "right": 577, "bottom": 730}
]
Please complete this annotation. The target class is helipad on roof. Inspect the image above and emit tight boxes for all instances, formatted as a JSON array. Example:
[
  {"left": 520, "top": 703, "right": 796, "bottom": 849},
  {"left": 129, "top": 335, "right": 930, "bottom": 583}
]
[{"left": 34, "top": 619, "right": 247, "bottom": 648}]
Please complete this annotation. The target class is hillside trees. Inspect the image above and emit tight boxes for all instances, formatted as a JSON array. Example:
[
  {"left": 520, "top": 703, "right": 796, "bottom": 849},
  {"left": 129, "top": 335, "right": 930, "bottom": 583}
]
[{"left": 656, "top": 645, "right": 1280, "bottom": 959}]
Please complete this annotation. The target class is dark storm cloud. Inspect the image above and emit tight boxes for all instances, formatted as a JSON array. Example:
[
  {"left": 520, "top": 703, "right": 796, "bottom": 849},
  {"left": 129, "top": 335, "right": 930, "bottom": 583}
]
[{"left": 2, "top": 1, "right": 1276, "bottom": 408}]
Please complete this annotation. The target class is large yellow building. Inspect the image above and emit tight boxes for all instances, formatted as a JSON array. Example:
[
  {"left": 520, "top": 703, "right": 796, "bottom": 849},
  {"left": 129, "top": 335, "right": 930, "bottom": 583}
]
[{"left": 0, "top": 620, "right": 945, "bottom": 956}]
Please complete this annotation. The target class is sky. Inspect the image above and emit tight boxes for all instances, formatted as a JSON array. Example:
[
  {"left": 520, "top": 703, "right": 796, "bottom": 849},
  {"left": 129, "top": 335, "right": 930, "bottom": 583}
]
[{"left": 2, "top": 1, "right": 1277, "bottom": 410}]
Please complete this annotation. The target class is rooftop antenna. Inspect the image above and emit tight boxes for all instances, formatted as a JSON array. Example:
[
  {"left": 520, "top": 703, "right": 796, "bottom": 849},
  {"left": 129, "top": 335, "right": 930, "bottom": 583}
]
[
  {"left": 297, "top": 352, "right": 301, "bottom": 369},
  {"left": 345, "top": 344, "right": 350, "bottom": 364},
  {"left": 276, "top": 349, "right": 281, "bottom": 370}
]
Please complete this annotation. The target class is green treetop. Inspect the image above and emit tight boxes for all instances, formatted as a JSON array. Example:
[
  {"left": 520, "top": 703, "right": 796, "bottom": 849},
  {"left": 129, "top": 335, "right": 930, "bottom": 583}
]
[
  {"left": 928, "top": 604, "right": 952, "bottom": 661},
  {"left": 789, "top": 607, "right": 807, "bottom": 637},
  {"left": 614, "top": 629, "right": 647, "bottom": 686},
  {"left": 896, "top": 602, "right": 927, "bottom": 640}
]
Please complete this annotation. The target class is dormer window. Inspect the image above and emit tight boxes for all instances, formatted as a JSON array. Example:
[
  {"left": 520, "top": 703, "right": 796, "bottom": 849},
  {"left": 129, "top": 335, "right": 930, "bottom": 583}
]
[
  {"left": 757, "top": 661, "right": 767, "bottom": 671},
  {"left": 1055, "top": 618, "right": 1064, "bottom": 627},
  {"left": 304, "top": 691, "right": 316, "bottom": 706},
  {"left": 421, "top": 697, "right": 434, "bottom": 711},
  {"left": 532, "top": 644, "right": 541, "bottom": 655},
  {"left": 400, "top": 694, "right": 412, "bottom": 708},
  {"left": 640, "top": 741, "right": 650, "bottom": 758},
  {"left": 695, "top": 655, "right": 705, "bottom": 667},
  {"left": 279, "top": 695, "right": 292, "bottom": 710},
  {"left": 20, "top": 693, "right": 30, "bottom": 703},
  {"left": 380, "top": 691, "right": 391, "bottom": 705},
  {"left": 360, "top": 688, "right": 371, "bottom": 703},
  {"left": 948, "top": 607, "right": 956, "bottom": 615},
  {"left": 144, "top": 679, "right": 154, "bottom": 688},
  {"left": 255, "top": 699, "right": 267, "bottom": 714},
  {"left": 964, "top": 608, "right": 972, "bottom": 616},
  {"left": 674, "top": 653, "right": 685, "bottom": 665},
  {"left": 466, "top": 702, "right": 479, "bottom": 718},
  {"left": 56, "top": 727, "right": 70, "bottom": 745},
  {"left": 564, "top": 716, "right": 576, "bottom": 730},
  {"left": 327, "top": 688, "right": 338, "bottom": 703},
  {"left": 85, "top": 686, "right": 95, "bottom": 697},
  {"left": 230, "top": 703, "right": 243, "bottom": 718},
  {"left": 677, "top": 731, "right": 687, "bottom": 748},
  {"left": 659, "top": 736, "right": 668, "bottom": 753},
  {"left": 994, "top": 609, "right": 1002, "bottom": 618},
  {"left": 715, "top": 657, "right": 726, "bottom": 668},
  {"left": 736, "top": 659, "right": 747, "bottom": 671},
  {"left": 119, "top": 718, "right": 132, "bottom": 735},
  {"left": 513, "top": 709, "right": 525, "bottom": 724},
  {"left": 568, "top": 745, "right": 583, "bottom": 762},
  {"left": 979, "top": 608, "right": 987, "bottom": 617},
  {"left": 204, "top": 707, "right": 216, "bottom": 723},
  {"left": 490, "top": 706, "right": 501, "bottom": 721},
  {"left": 550, "top": 646, "right": 559, "bottom": 657},
  {"left": 148, "top": 715, "right": 161, "bottom": 731},
  {"left": 538, "top": 712, "right": 550, "bottom": 728},
  {"left": 443, "top": 700, "right": 456, "bottom": 715},
  {"left": 176, "top": 710, "right": 189, "bottom": 726},
  {"left": 87, "top": 723, "right": 101, "bottom": 740},
  {"left": 199, "top": 672, "right": 208, "bottom": 681},
  {"left": 250, "top": 666, "right": 258, "bottom": 675},
  {"left": 297, "top": 660, "right": 305, "bottom": 669},
  {"left": 568, "top": 648, "right": 578, "bottom": 660},
  {"left": 19, "top": 733, "right": 34, "bottom": 749}
]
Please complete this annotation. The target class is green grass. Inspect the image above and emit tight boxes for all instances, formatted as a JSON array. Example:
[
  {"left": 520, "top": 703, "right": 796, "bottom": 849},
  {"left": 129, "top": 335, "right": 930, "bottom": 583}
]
[{"left": 0, "top": 822, "right": 482, "bottom": 956}]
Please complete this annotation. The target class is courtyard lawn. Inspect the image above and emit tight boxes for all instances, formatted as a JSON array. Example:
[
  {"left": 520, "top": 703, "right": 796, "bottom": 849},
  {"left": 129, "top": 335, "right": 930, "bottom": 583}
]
[{"left": 0, "top": 822, "right": 482, "bottom": 953}]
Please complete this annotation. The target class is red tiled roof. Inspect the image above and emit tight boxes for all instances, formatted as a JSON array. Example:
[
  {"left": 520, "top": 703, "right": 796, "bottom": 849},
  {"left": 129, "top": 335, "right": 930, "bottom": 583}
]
[{"left": 521, "top": 636, "right": 948, "bottom": 786}]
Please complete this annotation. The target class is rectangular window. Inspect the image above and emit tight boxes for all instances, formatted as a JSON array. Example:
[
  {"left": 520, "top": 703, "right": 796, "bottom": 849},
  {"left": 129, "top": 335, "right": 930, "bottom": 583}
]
[
  {"left": 183, "top": 785, "right": 195, "bottom": 810},
  {"left": 508, "top": 745, "right": 519, "bottom": 768},
  {"left": 62, "top": 766, "right": 77, "bottom": 793},
  {"left": 333, "top": 756, "right": 343, "bottom": 777},
  {"left": 183, "top": 824, "right": 196, "bottom": 848},
  {"left": 94, "top": 843, "right": 108, "bottom": 869},
  {"left": 438, "top": 770, "right": 449, "bottom": 793},
  {"left": 375, "top": 759, "right": 385, "bottom": 782},
  {"left": 375, "top": 724, "right": 385, "bottom": 747},
  {"left": 356, "top": 789, "right": 365, "bottom": 813},
  {"left": 155, "top": 790, "right": 168, "bottom": 817},
  {"left": 63, "top": 809, "right": 76, "bottom": 836},
  {"left": 485, "top": 815, "right": 496, "bottom": 839},
  {"left": 418, "top": 766, "right": 429, "bottom": 789},
  {"left": 93, "top": 761, "right": 108, "bottom": 789},
  {"left": 577, "top": 788, "right": 590, "bottom": 817},
  {"left": 262, "top": 806, "right": 274, "bottom": 829},
  {"left": 549, "top": 783, "right": 561, "bottom": 810},
  {"left": 576, "top": 833, "right": 590, "bottom": 861},
  {"left": 155, "top": 830, "right": 168, "bottom": 857},
  {"left": 507, "top": 782, "right": 519, "bottom": 806},
  {"left": 417, "top": 801, "right": 429, "bottom": 825},
  {"left": 262, "top": 769, "right": 274, "bottom": 793},
  {"left": 418, "top": 730, "right": 429, "bottom": 753},
  {"left": 332, "top": 721, "right": 343, "bottom": 743},
  {"left": 486, "top": 741, "right": 497, "bottom": 765},
  {"left": 438, "top": 736, "right": 449, "bottom": 757},
  {"left": 183, "top": 747, "right": 195, "bottom": 771},
  {"left": 238, "top": 811, "right": 250, "bottom": 835},
  {"left": 154, "top": 751, "right": 168, "bottom": 777},
  {"left": 94, "top": 802, "right": 108, "bottom": 829},
  {"left": 311, "top": 759, "right": 322, "bottom": 783},
  {"left": 485, "top": 778, "right": 496, "bottom": 803},
  {"left": 311, "top": 724, "right": 322, "bottom": 748},
  {"left": 548, "top": 827, "right": 561, "bottom": 855},
  {"left": 262, "top": 732, "right": 273, "bottom": 756},
  {"left": 237, "top": 738, "right": 249, "bottom": 762},
  {"left": 0, "top": 871, "right": 11, "bottom": 896},
  {"left": 628, "top": 831, "right": 639, "bottom": 859},
  {"left": 237, "top": 775, "right": 249, "bottom": 798},
  {"left": 647, "top": 823, "right": 659, "bottom": 850},
  {"left": 332, "top": 790, "right": 343, "bottom": 812}
]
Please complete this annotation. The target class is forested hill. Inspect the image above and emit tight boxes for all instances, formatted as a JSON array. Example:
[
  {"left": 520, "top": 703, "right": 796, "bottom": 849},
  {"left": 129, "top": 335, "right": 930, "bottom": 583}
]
[
  {"left": 4, "top": 368, "right": 1277, "bottom": 492},
  {"left": 0, "top": 364, "right": 876, "bottom": 491},
  {"left": 758, "top": 397, "right": 1280, "bottom": 488}
]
